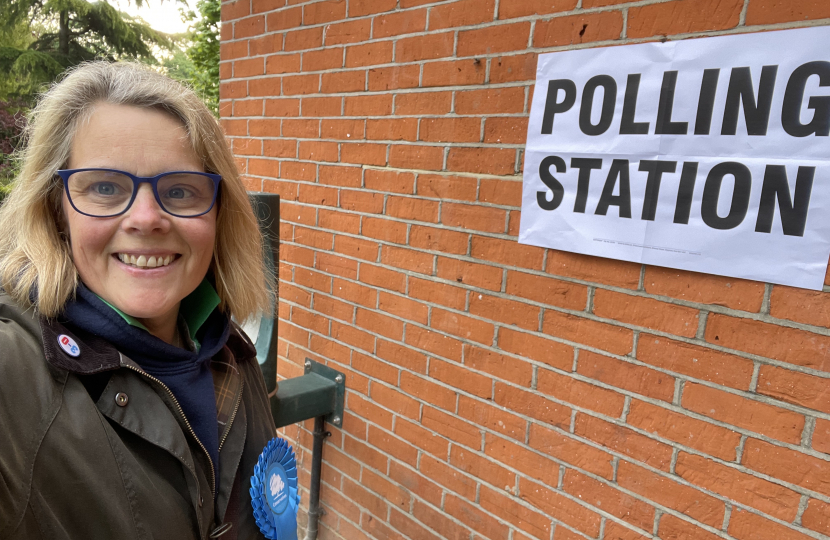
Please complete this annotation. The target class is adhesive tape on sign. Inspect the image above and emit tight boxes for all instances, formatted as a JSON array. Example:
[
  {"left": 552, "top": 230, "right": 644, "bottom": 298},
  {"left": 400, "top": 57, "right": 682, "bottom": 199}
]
[{"left": 58, "top": 334, "right": 80, "bottom": 357}]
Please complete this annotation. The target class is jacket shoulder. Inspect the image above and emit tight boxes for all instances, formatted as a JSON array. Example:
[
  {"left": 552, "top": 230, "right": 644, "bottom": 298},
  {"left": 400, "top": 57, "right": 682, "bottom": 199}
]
[{"left": 0, "top": 294, "right": 66, "bottom": 536}]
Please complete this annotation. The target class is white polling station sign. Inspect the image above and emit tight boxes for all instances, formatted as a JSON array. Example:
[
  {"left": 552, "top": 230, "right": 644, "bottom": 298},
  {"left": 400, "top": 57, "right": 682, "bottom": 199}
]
[{"left": 519, "top": 26, "right": 830, "bottom": 290}]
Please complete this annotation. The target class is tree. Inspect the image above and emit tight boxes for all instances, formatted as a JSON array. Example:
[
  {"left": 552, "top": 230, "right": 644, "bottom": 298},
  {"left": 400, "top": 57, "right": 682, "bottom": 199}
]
[
  {"left": 165, "top": 0, "right": 218, "bottom": 116},
  {"left": 0, "top": 0, "right": 176, "bottom": 103}
]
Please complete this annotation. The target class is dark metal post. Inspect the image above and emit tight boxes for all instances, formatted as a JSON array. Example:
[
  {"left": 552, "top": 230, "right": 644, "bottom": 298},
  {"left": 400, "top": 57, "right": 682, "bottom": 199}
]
[{"left": 303, "top": 416, "right": 327, "bottom": 540}]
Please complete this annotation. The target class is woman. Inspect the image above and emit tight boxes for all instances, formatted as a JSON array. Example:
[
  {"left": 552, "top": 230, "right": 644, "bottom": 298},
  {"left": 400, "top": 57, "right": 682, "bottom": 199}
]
[{"left": 0, "top": 62, "right": 277, "bottom": 539}]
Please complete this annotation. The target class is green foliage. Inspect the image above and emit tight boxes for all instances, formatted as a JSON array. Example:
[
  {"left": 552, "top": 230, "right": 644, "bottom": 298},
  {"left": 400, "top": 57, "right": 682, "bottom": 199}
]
[
  {"left": 166, "top": 0, "right": 218, "bottom": 116},
  {"left": 0, "top": 0, "right": 177, "bottom": 104},
  {"left": 0, "top": 100, "right": 26, "bottom": 203}
]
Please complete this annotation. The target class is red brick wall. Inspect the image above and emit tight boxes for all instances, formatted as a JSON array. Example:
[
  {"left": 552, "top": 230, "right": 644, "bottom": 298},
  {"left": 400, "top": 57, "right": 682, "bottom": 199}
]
[{"left": 219, "top": 1, "right": 830, "bottom": 538}]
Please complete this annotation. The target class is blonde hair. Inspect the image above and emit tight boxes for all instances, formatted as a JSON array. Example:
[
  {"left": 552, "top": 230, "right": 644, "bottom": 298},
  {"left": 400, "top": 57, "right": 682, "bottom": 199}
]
[{"left": 0, "top": 61, "right": 272, "bottom": 321}]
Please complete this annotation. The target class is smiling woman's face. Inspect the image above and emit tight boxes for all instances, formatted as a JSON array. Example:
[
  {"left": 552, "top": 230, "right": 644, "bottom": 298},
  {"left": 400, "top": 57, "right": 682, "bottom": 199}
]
[{"left": 63, "top": 102, "right": 216, "bottom": 338}]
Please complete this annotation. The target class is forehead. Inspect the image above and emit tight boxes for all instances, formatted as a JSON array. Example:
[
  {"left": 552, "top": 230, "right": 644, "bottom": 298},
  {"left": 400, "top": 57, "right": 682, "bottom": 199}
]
[{"left": 69, "top": 103, "right": 202, "bottom": 173}]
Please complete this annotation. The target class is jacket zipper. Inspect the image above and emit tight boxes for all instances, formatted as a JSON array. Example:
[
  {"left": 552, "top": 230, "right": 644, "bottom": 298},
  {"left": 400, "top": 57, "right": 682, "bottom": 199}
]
[
  {"left": 120, "top": 357, "right": 217, "bottom": 497},
  {"left": 219, "top": 379, "right": 244, "bottom": 451}
]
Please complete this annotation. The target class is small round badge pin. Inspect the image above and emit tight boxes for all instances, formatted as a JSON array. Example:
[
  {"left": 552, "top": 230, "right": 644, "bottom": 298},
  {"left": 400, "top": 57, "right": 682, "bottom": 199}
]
[
  {"left": 250, "top": 437, "right": 300, "bottom": 540},
  {"left": 57, "top": 334, "right": 81, "bottom": 357}
]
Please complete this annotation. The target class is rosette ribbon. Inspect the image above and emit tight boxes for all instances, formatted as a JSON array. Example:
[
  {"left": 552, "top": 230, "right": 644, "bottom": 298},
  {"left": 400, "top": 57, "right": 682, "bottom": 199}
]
[{"left": 250, "top": 437, "right": 301, "bottom": 540}]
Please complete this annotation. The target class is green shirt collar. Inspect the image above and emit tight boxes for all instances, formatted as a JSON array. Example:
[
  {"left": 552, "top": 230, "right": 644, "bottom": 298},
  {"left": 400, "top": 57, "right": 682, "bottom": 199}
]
[{"left": 96, "top": 279, "right": 221, "bottom": 345}]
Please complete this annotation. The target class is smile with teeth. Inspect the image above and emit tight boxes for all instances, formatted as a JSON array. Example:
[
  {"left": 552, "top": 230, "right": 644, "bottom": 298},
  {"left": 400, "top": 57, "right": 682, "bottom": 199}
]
[{"left": 117, "top": 253, "right": 176, "bottom": 268}]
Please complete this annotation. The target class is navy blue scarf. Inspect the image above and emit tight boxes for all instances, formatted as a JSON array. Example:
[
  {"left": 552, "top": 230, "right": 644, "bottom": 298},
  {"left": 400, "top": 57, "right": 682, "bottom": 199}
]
[{"left": 63, "top": 283, "right": 229, "bottom": 476}]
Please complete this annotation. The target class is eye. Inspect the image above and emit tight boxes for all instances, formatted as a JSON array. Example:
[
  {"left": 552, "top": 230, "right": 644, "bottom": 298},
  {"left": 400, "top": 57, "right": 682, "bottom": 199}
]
[
  {"left": 91, "top": 182, "right": 120, "bottom": 196},
  {"left": 165, "top": 186, "right": 193, "bottom": 199}
]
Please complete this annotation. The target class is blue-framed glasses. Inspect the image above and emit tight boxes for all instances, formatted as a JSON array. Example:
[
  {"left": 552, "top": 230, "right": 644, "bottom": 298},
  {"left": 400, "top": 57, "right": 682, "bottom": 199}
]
[{"left": 57, "top": 168, "right": 222, "bottom": 218}]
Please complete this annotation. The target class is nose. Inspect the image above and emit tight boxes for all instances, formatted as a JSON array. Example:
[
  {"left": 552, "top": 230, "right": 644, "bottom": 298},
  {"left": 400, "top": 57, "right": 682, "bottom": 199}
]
[{"left": 121, "top": 184, "right": 170, "bottom": 233}]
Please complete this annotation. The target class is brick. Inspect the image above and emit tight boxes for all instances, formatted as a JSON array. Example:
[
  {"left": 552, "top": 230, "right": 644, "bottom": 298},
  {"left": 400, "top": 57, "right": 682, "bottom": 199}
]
[
  {"left": 442, "top": 202, "right": 506, "bottom": 234},
  {"left": 368, "top": 65, "right": 421, "bottom": 92},
  {"left": 618, "top": 461, "right": 725, "bottom": 528},
  {"left": 705, "top": 313, "right": 830, "bottom": 372},
  {"left": 367, "top": 118, "right": 419, "bottom": 142},
  {"left": 389, "top": 508, "right": 442, "bottom": 540},
  {"left": 422, "top": 60, "right": 486, "bottom": 87},
  {"left": 449, "top": 444, "right": 515, "bottom": 490},
  {"left": 301, "top": 96, "right": 341, "bottom": 117},
  {"left": 757, "top": 365, "right": 830, "bottom": 414},
  {"left": 408, "top": 276, "right": 466, "bottom": 310},
  {"left": 323, "top": 19, "right": 371, "bottom": 45},
  {"left": 483, "top": 117, "right": 529, "bottom": 146},
  {"left": 298, "top": 140, "right": 338, "bottom": 162},
  {"left": 321, "top": 70, "right": 365, "bottom": 93},
  {"left": 234, "top": 57, "right": 264, "bottom": 77},
  {"left": 368, "top": 425, "right": 419, "bottom": 466},
  {"left": 380, "top": 245, "right": 433, "bottom": 274},
  {"left": 529, "top": 423, "right": 614, "bottom": 479},
  {"left": 350, "top": 0, "right": 397, "bottom": 16},
  {"left": 428, "top": 0, "right": 495, "bottom": 30},
  {"left": 498, "top": 0, "right": 577, "bottom": 19},
  {"left": 541, "top": 309, "right": 632, "bottom": 357},
  {"left": 747, "top": 0, "right": 830, "bottom": 25},
  {"left": 340, "top": 189, "right": 383, "bottom": 214},
  {"left": 422, "top": 406, "right": 481, "bottom": 449},
  {"left": 743, "top": 438, "right": 830, "bottom": 497},
  {"left": 373, "top": 8, "right": 427, "bottom": 38},
  {"left": 322, "top": 118, "right": 365, "bottom": 139},
  {"left": 332, "top": 320, "right": 375, "bottom": 352},
  {"left": 448, "top": 494, "right": 512, "bottom": 540},
  {"left": 379, "top": 291, "right": 428, "bottom": 325},
  {"left": 343, "top": 477, "right": 387, "bottom": 518},
  {"left": 472, "top": 236, "right": 544, "bottom": 270},
  {"left": 386, "top": 196, "right": 439, "bottom": 223},
  {"left": 294, "top": 267, "right": 332, "bottom": 293},
  {"left": 547, "top": 253, "right": 640, "bottom": 290},
  {"left": 222, "top": 0, "right": 249, "bottom": 20},
  {"left": 409, "top": 225, "right": 468, "bottom": 255},
  {"left": 563, "top": 470, "right": 655, "bottom": 531},
  {"left": 576, "top": 413, "right": 674, "bottom": 470},
  {"left": 388, "top": 461, "right": 443, "bottom": 507},
  {"left": 603, "top": 521, "right": 650, "bottom": 540},
  {"left": 396, "top": 33, "right": 455, "bottom": 63},
  {"left": 802, "top": 498, "right": 830, "bottom": 537},
  {"left": 395, "top": 91, "right": 453, "bottom": 116},
  {"left": 341, "top": 143, "right": 387, "bottom": 167},
  {"left": 519, "top": 478, "right": 602, "bottom": 537},
  {"left": 578, "top": 351, "right": 675, "bottom": 402},
  {"left": 345, "top": 95, "right": 393, "bottom": 116},
  {"left": 676, "top": 452, "right": 801, "bottom": 522},
  {"left": 250, "top": 34, "right": 283, "bottom": 57},
  {"left": 435, "top": 257, "right": 503, "bottom": 291},
  {"left": 346, "top": 41, "right": 393, "bottom": 68},
  {"left": 400, "top": 371, "right": 457, "bottom": 411},
  {"left": 505, "top": 271, "right": 588, "bottom": 310},
  {"left": 485, "top": 432, "right": 560, "bottom": 486},
  {"left": 459, "top": 395, "right": 526, "bottom": 440},
  {"left": 628, "top": 0, "right": 743, "bottom": 38},
  {"left": 727, "top": 507, "right": 815, "bottom": 540},
  {"left": 284, "top": 26, "right": 323, "bottom": 51},
  {"left": 448, "top": 147, "right": 516, "bottom": 176},
  {"left": 627, "top": 399, "right": 741, "bottom": 461},
  {"left": 456, "top": 87, "right": 526, "bottom": 115},
  {"left": 534, "top": 11, "right": 623, "bottom": 47},
  {"left": 333, "top": 235, "right": 378, "bottom": 262},
  {"left": 387, "top": 144, "right": 443, "bottom": 170},
  {"left": 593, "top": 289, "right": 699, "bottom": 337},
  {"left": 812, "top": 418, "right": 830, "bottom": 453},
  {"left": 637, "top": 334, "right": 753, "bottom": 390},
  {"left": 362, "top": 467, "right": 410, "bottom": 511},
  {"left": 469, "top": 293, "right": 540, "bottom": 331},
  {"left": 538, "top": 369, "right": 626, "bottom": 418},
  {"left": 376, "top": 339, "right": 428, "bottom": 373},
  {"left": 480, "top": 486, "right": 552, "bottom": 540},
  {"left": 412, "top": 500, "right": 472, "bottom": 540},
  {"left": 314, "top": 294, "right": 354, "bottom": 322},
  {"left": 319, "top": 209, "right": 360, "bottom": 235},
  {"left": 458, "top": 22, "right": 530, "bottom": 57},
  {"left": 356, "top": 307, "right": 403, "bottom": 340},
  {"left": 394, "top": 418, "right": 448, "bottom": 459},
  {"left": 265, "top": 6, "right": 301, "bottom": 29},
  {"left": 265, "top": 97, "right": 300, "bottom": 117},
  {"left": 494, "top": 382, "right": 571, "bottom": 430},
  {"left": 489, "top": 54, "right": 536, "bottom": 86},
  {"left": 420, "top": 118, "right": 482, "bottom": 144},
  {"left": 405, "top": 325, "right": 464, "bottom": 363},
  {"left": 657, "top": 514, "right": 721, "bottom": 540},
  {"left": 683, "top": 383, "right": 804, "bottom": 444},
  {"left": 498, "top": 328, "right": 573, "bottom": 371},
  {"left": 282, "top": 118, "right": 319, "bottom": 138},
  {"left": 644, "top": 267, "right": 764, "bottom": 312},
  {"left": 431, "top": 308, "right": 495, "bottom": 346},
  {"left": 302, "top": 47, "right": 343, "bottom": 71},
  {"left": 416, "top": 174, "right": 477, "bottom": 201},
  {"left": 234, "top": 15, "right": 265, "bottom": 39},
  {"left": 349, "top": 392, "right": 395, "bottom": 429},
  {"left": 303, "top": 0, "right": 345, "bottom": 25},
  {"left": 352, "top": 353, "right": 397, "bottom": 386},
  {"left": 770, "top": 285, "right": 830, "bottom": 328},
  {"left": 362, "top": 216, "right": 407, "bottom": 244}
]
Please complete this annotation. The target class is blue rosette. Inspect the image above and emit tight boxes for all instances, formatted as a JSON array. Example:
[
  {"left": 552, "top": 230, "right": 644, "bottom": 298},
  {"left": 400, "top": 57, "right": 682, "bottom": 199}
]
[{"left": 250, "top": 437, "right": 301, "bottom": 540}]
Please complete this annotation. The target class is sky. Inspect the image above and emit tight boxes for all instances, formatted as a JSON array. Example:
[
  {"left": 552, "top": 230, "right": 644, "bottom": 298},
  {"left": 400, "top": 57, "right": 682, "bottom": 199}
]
[{"left": 113, "top": 0, "right": 192, "bottom": 35}]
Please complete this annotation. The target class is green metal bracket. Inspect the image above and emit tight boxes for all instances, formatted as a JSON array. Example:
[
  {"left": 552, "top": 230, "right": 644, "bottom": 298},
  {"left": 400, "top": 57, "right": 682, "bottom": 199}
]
[
  {"left": 248, "top": 193, "right": 346, "bottom": 430},
  {"left": 271, "top": 358, "right": 345, "bottom": 429}
]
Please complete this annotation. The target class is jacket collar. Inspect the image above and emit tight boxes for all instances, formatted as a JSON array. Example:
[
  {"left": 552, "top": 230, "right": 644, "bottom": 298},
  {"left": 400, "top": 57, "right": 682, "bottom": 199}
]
[{"left": 40, "top": 316, "right": 257, "bottom": 375}]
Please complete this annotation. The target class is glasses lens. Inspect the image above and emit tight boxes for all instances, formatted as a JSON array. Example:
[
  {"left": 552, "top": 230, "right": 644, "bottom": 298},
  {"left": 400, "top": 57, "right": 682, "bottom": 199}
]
[
  {"left": 157, "top": 173, "right": 216, "bottom": 216},
  {"left": 66, "top": 170, "right": 134, "bottom": 216}
]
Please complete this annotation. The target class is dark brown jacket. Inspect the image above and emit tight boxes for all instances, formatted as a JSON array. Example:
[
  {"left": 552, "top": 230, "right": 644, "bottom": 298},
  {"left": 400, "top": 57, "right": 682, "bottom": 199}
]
[{"left": 0, "top": 294, "right": 277, "bottom": 540}]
